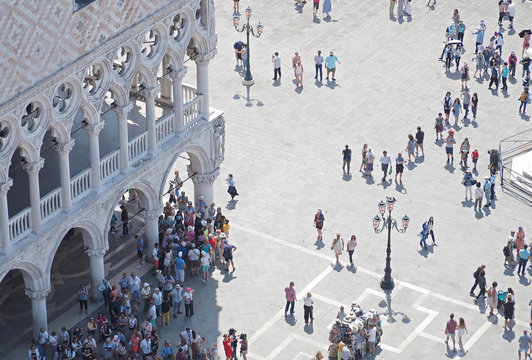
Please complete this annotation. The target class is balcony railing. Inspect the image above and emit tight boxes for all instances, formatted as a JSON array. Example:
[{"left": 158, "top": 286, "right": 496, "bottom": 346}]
[
  {"left": 8, "top": 208, "right": 31, "bottom": 243},
  {"left": 100, "top": 151, "right": 120, "bottom": 181},
  {"left": 40, "top": 188, "right": 62, "bottom": 220},
  {"left": 156, "top": 112, "right": 173, "bottom": 143},
  {"left": 70, "top": 168, "right": 91, "bottom": 201},
  {"left": 6, "top": 88, "right": 214, "bottom": 243}
]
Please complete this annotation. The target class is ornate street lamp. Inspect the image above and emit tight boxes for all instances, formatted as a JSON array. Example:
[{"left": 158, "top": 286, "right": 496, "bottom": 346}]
[
  {"left": 372, "top": 196, "right": 409, "bottom": 291},
  {"left": 233, "top": 6, "right": 263, "bottom": 106}
]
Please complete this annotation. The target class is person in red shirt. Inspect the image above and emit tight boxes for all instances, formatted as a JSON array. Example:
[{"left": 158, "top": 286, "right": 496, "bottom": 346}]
[
  {"left": 284, "top": 281, "right": 297, "bottom": 315},
  {"left": 223, "top": 333, "right": 233, "bottom": 359},
  {"left": 471, "top": 148, "right": 479, "bottom": 170}
]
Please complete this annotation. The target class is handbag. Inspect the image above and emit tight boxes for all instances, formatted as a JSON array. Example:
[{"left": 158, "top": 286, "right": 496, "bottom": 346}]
[{"left": 388, "top": 166, "right": 393, "bottom": 175}]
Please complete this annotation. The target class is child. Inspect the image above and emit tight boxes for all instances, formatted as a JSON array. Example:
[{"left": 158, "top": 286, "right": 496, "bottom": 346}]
[
  {"left": 222, "top": 219, "right": 230, "bottom": 237},
  {"left": 110, "top": 214, "right": 117, "bottom": 234},
  {"left": 471, "top": 148, "right": 479, "bottom": 170}
]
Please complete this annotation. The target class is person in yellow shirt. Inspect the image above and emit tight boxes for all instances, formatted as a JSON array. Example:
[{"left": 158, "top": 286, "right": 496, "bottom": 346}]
[{"left": 222, "top": 219, "right": 230, "bottom": 236}]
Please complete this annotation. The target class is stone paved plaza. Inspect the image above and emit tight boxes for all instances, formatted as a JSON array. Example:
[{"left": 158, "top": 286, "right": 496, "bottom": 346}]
[{"left": 4, "top": 0, "right": 532, "bottom": 359}]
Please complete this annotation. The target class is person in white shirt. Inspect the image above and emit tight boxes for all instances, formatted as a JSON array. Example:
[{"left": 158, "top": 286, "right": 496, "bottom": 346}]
[
  {"left": 314, "top": 50, "right": 324, "bottom": 81},
  {"left": 379, "top": 151, "right": 391, "bottom": 182},
  {"left": 38, "top": 328, "right": 48, "bottom": 357},
  {"left": 188, "top": 244, "right": 201, "bottom": 276},
  {"left": 474, "top": 182, "right": 484, "bottom": 211},
  {"left": 200, "top": 251, "right": 211, "bottom": 282},
  {"left": 147, "top": 302, "right": 157, "bottom": 326},
  {"left": 367, "top": 323, "right": 377, "bottom": 356},
  {"left": 140, "top": 334, "right": 152, "bottom": 357},
  {"left": 336, "top": 306, "right": 347, "bottom": 322},
  {"left": 152, "top": 288, "right": 163, "bottom": 315},
  {"left": 180, "top": 328, "right": 192, "bottom": 346},
  {"left": 507, "top": 0, "right": 516, "bottom": 28},
  {"left": 170, "top": 285, "right": 184, "bottom": 317},
  {"left": 303, "top": 292, "right": 314, "bottom": 325},
  {"left": 346, "top": 235, "right": 358, "bottom": 266},
  {"left": 128, "top": 273, "right": 142, "bottom": 304},
  {"left": 272, "top": 52, "right": 281, "bottom": 81},
  {"left": 341, "top": 345, "right": 351, "bottom": 360}
]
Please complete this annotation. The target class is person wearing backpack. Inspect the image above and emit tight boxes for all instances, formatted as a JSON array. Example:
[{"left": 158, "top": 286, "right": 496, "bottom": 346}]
[
  {"left": 470, "top": 265, "right": 486, "bottom": 296},
  {"left": 519, "top": 89, "right": 528, "bottom": 114},
  {"left": 222, "top": 238, "right": 237, "bottom": 272},
  {"left": 504, "top": 238, "right": 516, "bottom": 267}
]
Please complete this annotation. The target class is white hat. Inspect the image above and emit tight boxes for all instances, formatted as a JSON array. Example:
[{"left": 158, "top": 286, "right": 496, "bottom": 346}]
[
  {"left": 199, "top": 196, "right": 205, "bottom": 200},
  {"left": 178, "top": 251, "right": 183, "bottom": 257},
  {"left": 201, "top": 251, "right": 207, "bottom": 256},
  {"left": 220, "top": 233, "right": 227, "bottom": 239},
  {"left": 143, "top": 283, "right": 149, "bottom": 287}
]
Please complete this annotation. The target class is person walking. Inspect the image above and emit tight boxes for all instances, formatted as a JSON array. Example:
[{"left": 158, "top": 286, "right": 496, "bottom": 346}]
[
  {"left": 332, "top": 233, "right": 344, "bottom": 264},
  {"left": 359, "top": 144, "right": 368, "bottom": 172},
  {"left": 488, "top": 64, "right": 499, "bottom": 90},
  {"left": 322, "top": 0, "right": 331, "bottom": 18},
  {"left": 452, "top": 98, "right": 461, "bottom": 125},
  {"left": 474, "top": 52, "right": 485, "bottom": 78},
  {"left": 442, "top": 92, "right": 452, "bottom": 122},
  {"left": 405, "top": 134, "right": 416, "bottom": 162},
  {"left": 507, "top": 0, "right": 516, "bottom": 29},
  {"left": 457, "top": 318, "right": 468, "bottom": 353},
  {"left": 419, "top": 222, "right": 429, "bottom": 250},
  {"left": 365, "top": 148, "right": 375, "bottom": 177},
  {"left": 473, "top": 270, "right": 487, "bottom": 304},
  {"left": 425, "top": 217, "right": 435, "bottom": 245},
  {"left": 325, "top": 51, "right": 340, "bottom": 81},
  {"left": 395, "top": 152, "right": 406, "bottom": 183},
  {"left": 415, "top": 126, "right": 425, "bottom": 157},
  {"left": 389, "top": 0, "right": 396, "bottom": 16},
  {"left": 519, "top": 89, "right": 528, "bottom": 115},
  {"left": 445, "top": 131, "right": 456, "bottom": 164},
  {"left": 487, "top": 282, "right": 498, "bottom": 316},
  {"left": 136, "top": 235, "right": 144, "bottom": 269},
  {"left": 503, "top": 294, "right": 515, "bottom": 330},
  {"left": 518, "top": 330, "right": 531, "bottom": 360},
  {"left": 434, "top": 113, "right": 444, "bottom": 140},
  {"left": 226, "top": 174, "right": 238, "bottom": 200},
  {"left": 379, "top": 150, "right": 391, "bottom": 182},
  {"left": 312, "top": 0, "right": 320, "bottom": 18},
  {"left": 454, "top": 44, "right": 464, "bottom": 71},
  {"left": 470, "top": 265, "right": 486, "bottom": 296},
  {"left": 471, "top": 92, "right": 479, "bottom": 119},
  {"left": 303, "top": 292, "right": 314, "bottom": 325},
  {"left": 445, "top": 313, "right": 457, "bottom": 351},
  {"left": 346, "top": 235, "right": 357, "bottom": 266},
  {"left": 272, "top": 52, "right": 281, "bottom": 81},
  {"left": 473, "top": 21, "right": 486, "bottom": 54},
  {"left": 292, "top": 52, "right": 301, "bottom": 79},
  {"left": 459, "top": 138, "right": 470, "bottom": 169},
  {"left": 509, "top": 51, "right": 518, "bottom": 77},
  {"left": 314, "top": 50, "right": 323, "bottom": 81},
  {"left": 79, "top": 283, "right": 89, "bottom": 315},
  {"left": 314, "top": 209, "right": 324, "bottom": 242},
  {"left": 474, "top": 182, "right": 484, "bottom": 210},
  {"left": 284, "top": 281, "right": 297, "bottom": 315},
  {"left": 463, "top": 170, "right": 474, "bottom": 201},
  {"left": 342, "top": 145, "right": 352, "bottom": 175},
  {"left": 294, "top": 60, "right": 304, "bottom": 88},
  {"left": 120, "top": 205, "right": 129, "bottom": 237},
  {"left": 518, "top": 245, "right": 530, "bottom": 277},
  {"left": 461, "top": 88, "right": 470, "bottom": 118},
  {"left": 501, "top": 62, "right": 509, "bottom": 90}
]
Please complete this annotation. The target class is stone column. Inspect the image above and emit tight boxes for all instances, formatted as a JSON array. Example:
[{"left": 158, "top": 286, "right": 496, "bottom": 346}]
[
  {"left": 88, "top": 248, "right": 106, "bottom": 301},
  {"left": 160, "top": 57, "right": 172, "bottom": 99},
  {"left": 114, "top": 103, "right": 133, "bottom": 172},
  {"left": 195, "top": 58, "right": 210, "bottom": 118},
  {"left": 143, "top": 87, "right": 159, "bottom": 156},
  {"left": 144, "top": 209, "right": 160, "bottom": 264},
  {"left": 87, "top": 122, "right": 104, "bottom": 190},
  {"left": 0, "top": 178, "right": 13, "bottom": 252},
  {"left": 23, "top": 159, "right": 44, "bottom": 232},
  {"left": 171, "top": 69, "right": 187, "bottom": 135},
  {"left": 192, "top": 169, "right": 219, "bottom": 207},
  {"left": 25, "top": 289, "right": 49, "bottom": 340},
  {"left": 56, "top": 140, "right": 75, "bottom": 210}
]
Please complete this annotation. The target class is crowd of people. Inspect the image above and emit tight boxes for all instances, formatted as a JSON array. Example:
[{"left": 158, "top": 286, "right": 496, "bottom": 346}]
[{"left": 28, "top": 171, "right": 242, "bottom": 359}]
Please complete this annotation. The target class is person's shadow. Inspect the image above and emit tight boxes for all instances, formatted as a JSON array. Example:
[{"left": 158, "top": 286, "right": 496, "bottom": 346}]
[
  {"left": 284, "top": 313, "right": 297, "bottom": 326},
  {"left": 226, "top": 200, "right": 238, "bottom": 210},
  {"left": 304, "top": 322, "right": 314, "bottom": 334},
  {"left": 314, "top": 238, "right": 325, "bottom": 250},
  {"left": 342, "top": 170, "right": 352, "bottom": 181}
]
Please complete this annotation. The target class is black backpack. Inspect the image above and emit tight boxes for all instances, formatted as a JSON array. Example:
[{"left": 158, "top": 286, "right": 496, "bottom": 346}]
[{"left": 503, "top": 246, "right": 511, "bottom": 257}]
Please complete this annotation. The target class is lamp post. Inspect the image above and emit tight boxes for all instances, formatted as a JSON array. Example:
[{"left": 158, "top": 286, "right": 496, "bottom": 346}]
[
  {"left": 233, "top": 6, "right": 263, "bottom": 106},
  {"left": 372, "top": 197, "right": 410, "bottom": 291}
]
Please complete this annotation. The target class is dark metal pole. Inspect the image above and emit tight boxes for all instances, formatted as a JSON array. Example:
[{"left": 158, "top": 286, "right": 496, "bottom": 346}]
[
  {"left": 380, "top": 212, "right": 395, "bottom": 290},
  {"left": 244, "top": 17, "right": 253, "bottom": 82}
]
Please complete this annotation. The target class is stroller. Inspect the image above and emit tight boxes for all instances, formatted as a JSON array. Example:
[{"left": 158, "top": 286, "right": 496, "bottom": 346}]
[{"left": 497, "top": 290, "right": 508, "bottom": 308}]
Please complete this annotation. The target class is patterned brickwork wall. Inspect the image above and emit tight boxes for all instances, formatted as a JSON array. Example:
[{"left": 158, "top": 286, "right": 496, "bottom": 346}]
[{"left": 0, "top": 0, "right": 175, "bottom": 105}]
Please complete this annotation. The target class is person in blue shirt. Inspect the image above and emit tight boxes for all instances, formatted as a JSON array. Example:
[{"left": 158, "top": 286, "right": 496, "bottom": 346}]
[
  {"left": 419, "top": 223, "right": 429, "bottom": 250},
  {"left": 173, "top": 251, "right": 186, "bottom": 284},
  {"left": 488, "top": 66, "right": 499, "bottom": 90},
  {"left": 161, "top": 340, "right": 174, "bottom": 360},
  {"left": 325, "top": 51, "right": 341, "bottom": 81},
  {"left": 517, "top": 245, "right": 530, "bottom": 276},
  {"left": 472, "top": 21, "right": 486, "bottom": 54},
  {"left": 136, "top": 235, "right": 144, "bottom": 269},
  {"left": 342, "top": 145, "right": 352, "bottom": 175},
  {"left": 501, "top": 62, "right": 509, "bottom": 90}
]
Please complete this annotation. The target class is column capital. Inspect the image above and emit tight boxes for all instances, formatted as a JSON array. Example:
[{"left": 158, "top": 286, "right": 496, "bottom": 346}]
[
  {"left": 195, "top": 50, "right": 217, "bottom": 64},
  {"left": 169, "top": 68, "right": 187, "bottom": 81},
  {"left": 86, "top": 121, "right": 105, "bottom": 136},
  {"left": 25, "top": 288, "right": 50, "bottom": 300},
  {"left": 141, "top": 86, "right": 160, "bottom": 99},
  {"left": 191, "top": 169, "right": 219, "bottom": 184},
  {"left": 113, "top": 102, "right": 133, "bottom": 117},
  {"left": 56, "top": 139, "right": 75, "bottom": 154},
  {"left": 145, "top": 209, "right": 162, "bottom": 220},
  {"left": 87, "top": 248, "right": 107, "bottom": 257},
  {"left": 0, "top": 178, "right": 13, "bottom": 194},
  {"left": 23, "top": 158, "right": 45, "bottom": 175}
]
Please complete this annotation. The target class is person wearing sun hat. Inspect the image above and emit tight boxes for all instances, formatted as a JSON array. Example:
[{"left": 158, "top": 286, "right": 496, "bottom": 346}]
[
  {"left": 313, "top": 209, "right": 324, "bottom": 242},
  {"left": 183, "top": 287, "right": 195, "bottom": 318}
]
